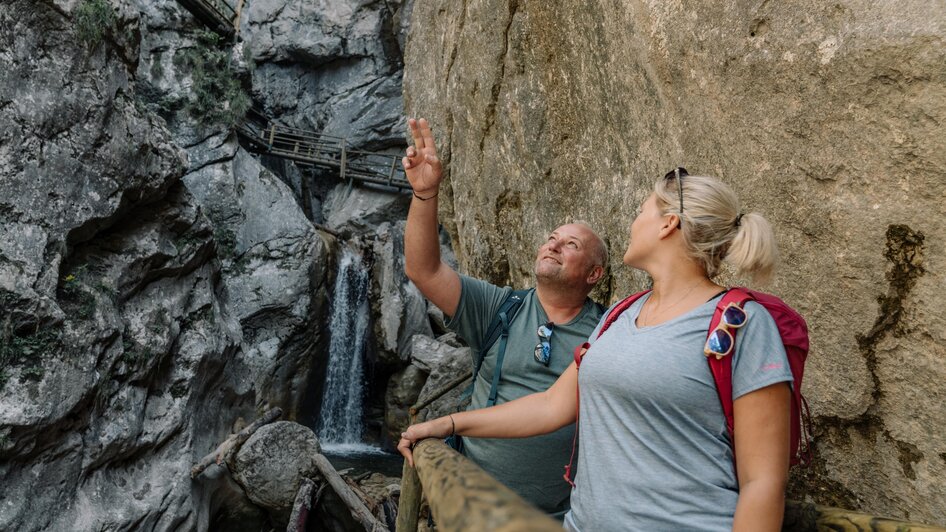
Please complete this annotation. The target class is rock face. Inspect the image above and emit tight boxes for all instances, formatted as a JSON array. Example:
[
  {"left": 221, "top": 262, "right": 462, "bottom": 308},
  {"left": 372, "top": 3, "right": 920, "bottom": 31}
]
[
  {"left": 403, "top": 0, "right": 946, "bottom": 524},
  {"left": 243, "top": 0, "right": 409, "bottom": 150},
  {"left": 0, "top": 0, "right": 346, "bottom": 530}
]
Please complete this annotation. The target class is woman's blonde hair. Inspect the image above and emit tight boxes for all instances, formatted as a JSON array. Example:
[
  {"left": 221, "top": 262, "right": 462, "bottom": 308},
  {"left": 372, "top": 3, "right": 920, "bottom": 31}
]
[{"left": 654, "top": 173, "right": 778, "bottom": 284}]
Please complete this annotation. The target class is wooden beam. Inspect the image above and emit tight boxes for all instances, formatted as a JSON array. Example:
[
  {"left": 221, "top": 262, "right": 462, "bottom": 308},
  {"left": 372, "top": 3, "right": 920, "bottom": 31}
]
[{"left": 410, "top": 439, "right": 561, "bottom": 532}]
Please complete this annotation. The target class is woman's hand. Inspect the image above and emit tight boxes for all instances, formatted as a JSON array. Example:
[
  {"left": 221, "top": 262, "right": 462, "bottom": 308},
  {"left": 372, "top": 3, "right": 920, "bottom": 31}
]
[
  {"left": 402, "top": 118, "right": 443, "bottom": 197},
  {"left": 397, "top": 415, "right": 454, "bottom": 467}
]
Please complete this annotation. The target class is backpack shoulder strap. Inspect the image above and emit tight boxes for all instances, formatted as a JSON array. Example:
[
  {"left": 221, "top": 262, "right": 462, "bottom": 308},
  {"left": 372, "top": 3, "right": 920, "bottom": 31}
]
[
  {"left": 459, "top": 289, "right": 530, "bottom": 408},
  {"left": 706, "top": 288, "right": 754, "bottom": 468},
  {"left": 573, "top": 290, "right": 650, "bottom": 369}
]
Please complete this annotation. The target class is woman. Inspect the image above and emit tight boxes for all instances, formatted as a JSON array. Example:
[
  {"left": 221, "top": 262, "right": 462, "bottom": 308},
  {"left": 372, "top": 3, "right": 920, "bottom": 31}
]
[{"left": 398, "top": 169, "right": 793, "bottom": 531}]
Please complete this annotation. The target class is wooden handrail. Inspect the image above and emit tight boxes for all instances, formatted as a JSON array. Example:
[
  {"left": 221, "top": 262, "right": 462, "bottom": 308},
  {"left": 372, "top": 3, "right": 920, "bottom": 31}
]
[{"left": 397, "top": 439, "right": 562, "bottom": 532}]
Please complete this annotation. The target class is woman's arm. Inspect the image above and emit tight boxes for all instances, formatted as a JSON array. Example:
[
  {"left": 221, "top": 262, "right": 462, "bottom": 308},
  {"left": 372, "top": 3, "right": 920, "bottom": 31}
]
[
  {"left": 731, "top": 381, "right": 791, "bottom": 532},
  {"left": 396, "top": 360, "right": 580, "bottom": 466}
]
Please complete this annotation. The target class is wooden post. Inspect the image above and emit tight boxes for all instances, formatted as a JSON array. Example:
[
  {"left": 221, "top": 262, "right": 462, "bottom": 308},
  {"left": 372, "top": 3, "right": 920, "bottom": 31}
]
[
  {"left": 233, "top": 0, "right": 245, "bottom": 33},
  {"left": 339, "top": 139, "right": 348, "bottom": 182},
  {"left": 395, "top": 459, "right": 422, "bottom": 532},
  {"left": 411, "top": 439, "right": 561, "bottom": 531},
  {"left": 388, "top": 156, "right": 397, "bottom": 187},
  {"left": 268, "top": 124, "right": 276, "bottom": 149}
]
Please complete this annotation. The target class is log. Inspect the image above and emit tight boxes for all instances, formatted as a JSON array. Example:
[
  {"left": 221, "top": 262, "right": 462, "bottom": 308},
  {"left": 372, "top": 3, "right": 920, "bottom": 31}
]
[
  {"left": 190, "top": 407, "right": 283, "bottom": 478},
  {"left": 312, "top": 453, "right": 388, "bottom": 532},
  {"left": 782, "top": 500, "right": 946, "bottom": 531},
  {"left": 287, "top": 477, "right": 316, "bottom": 532}
]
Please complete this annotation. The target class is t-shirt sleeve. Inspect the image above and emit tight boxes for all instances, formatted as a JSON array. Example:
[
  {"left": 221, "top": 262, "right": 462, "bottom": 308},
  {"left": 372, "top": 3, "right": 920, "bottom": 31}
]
[
  {"left": 443, "top": 274, "right": 513, "bottom": 353},
  {"left": 731, "top": 301, "right": 794, "bottom": 400}
]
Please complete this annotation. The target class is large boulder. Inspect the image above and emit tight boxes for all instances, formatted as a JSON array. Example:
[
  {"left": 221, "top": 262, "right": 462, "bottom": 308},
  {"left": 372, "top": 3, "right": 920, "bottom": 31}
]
[
  {"left": 232, "top": 421, "right": 322, "bottom": 522},
  {"left": 403, "top": 0, "right": 946, "bottom": 523}
]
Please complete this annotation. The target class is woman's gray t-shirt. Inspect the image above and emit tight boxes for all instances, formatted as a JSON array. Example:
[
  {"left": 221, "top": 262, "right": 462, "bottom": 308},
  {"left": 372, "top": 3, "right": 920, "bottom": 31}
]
[{"left": 563, "top": 293, "right": 793, "bottom": 532}]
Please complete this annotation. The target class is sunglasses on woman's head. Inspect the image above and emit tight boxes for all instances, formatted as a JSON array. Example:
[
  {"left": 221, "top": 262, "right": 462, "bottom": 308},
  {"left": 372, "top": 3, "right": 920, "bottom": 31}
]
[
  {"left": 704, "top": 303, "right": 748, "bottom": 359},
  {"left": 663, "top": 167, "right": 689, "bottom": 228}
]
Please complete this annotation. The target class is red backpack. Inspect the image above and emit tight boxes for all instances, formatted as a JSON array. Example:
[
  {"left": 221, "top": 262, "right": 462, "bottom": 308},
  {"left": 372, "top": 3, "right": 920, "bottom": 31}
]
[{"left": 564, "top": 287, "right": 813, "bottom": 486}]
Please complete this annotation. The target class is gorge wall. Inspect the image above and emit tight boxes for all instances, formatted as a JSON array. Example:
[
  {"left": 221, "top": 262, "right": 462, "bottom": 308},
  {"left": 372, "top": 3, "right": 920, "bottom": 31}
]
[
  {"left": 403, "top": 0, "right": 946, "bottom": 524},
  {"left": 0, "top": 0, "right": 417, "bottom": 530}
]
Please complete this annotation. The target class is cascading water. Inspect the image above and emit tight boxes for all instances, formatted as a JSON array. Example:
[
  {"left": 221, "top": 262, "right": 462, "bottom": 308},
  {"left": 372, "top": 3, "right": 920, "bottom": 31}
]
[{"left": 317, "top": 246, "right": 371, "bottom": 449}]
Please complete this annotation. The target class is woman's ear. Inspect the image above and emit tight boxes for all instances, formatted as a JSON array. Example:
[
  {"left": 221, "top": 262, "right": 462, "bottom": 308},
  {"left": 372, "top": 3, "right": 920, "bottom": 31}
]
[{"left": 657, "top": 214, "right": 680, "bottom": 240}]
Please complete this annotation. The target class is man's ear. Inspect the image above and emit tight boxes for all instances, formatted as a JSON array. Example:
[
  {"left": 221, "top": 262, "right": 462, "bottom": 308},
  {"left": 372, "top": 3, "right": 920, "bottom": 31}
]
[
  {"left": 657, "top": 214, "right": 679, "bottom": 240},
  {"left": 586, "top": 264, "right": 605, "bottom": 286}
]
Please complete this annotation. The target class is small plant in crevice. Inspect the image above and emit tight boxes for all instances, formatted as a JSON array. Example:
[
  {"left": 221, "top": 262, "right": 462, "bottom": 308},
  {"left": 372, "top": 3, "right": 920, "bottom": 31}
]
[
  {"left": 74, "top": 0, "right": 117, "bottom": 49},
  {"left": 121, "top": 338, "right": 152, "bottom": 366},
  {"left": 0, "top": 326, "right": 63, "bottom": 389},
  {"left": 169, "top": 381, "right": 189, "bottom": 399},
  {"left": 60, "top": 268, "right": 97, "bottom": 321},
  {"left": 213, "top": 226, "right": 238, "bottom": 259},
  {"left": 176, "top": 29, "right": 251, "bottom": 128}
]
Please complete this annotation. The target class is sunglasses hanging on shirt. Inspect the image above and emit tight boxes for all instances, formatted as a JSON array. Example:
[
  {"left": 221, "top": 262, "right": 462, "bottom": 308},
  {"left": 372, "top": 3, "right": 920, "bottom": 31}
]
[{"left": 534, "top": 322, "right": 554, "bottom": 366}]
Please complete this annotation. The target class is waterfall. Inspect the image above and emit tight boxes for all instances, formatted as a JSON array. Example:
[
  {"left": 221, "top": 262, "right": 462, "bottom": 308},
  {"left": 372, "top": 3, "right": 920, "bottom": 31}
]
[{"left": 317, "top": 246, "right": 371, "bottom": 447}]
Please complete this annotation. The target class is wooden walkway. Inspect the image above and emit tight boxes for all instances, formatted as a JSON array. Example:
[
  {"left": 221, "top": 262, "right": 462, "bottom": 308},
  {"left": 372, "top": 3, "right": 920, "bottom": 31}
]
[
  {"left": 177, "top": 0, "right": 243, "bottom": 36},
  {"left": 237, "top": 116, "right": 411, "bottom": 191},
  {"left": 174, "top": 0, "right": 409, "bottom": 192}
]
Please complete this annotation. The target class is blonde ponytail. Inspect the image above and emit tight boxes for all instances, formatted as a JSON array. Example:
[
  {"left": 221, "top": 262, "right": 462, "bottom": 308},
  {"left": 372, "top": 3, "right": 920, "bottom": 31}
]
[{"left": 725, "top": 212, "right": 778, "bottom": 285}]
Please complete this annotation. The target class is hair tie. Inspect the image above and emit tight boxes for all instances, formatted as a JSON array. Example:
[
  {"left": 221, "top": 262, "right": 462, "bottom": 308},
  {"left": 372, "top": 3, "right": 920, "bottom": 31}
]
[{"left": 734, "top": 213, "right": 744, "bottom": 227}]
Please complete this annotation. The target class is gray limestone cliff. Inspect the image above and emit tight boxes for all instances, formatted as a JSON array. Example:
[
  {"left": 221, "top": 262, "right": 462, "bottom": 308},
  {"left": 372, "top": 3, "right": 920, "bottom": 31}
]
[
  {"left": 0, "top": 0, "right": 415, "bottom": 530},
  {"left": 403, "top": 0, "right": 946, "bottom": 524}
]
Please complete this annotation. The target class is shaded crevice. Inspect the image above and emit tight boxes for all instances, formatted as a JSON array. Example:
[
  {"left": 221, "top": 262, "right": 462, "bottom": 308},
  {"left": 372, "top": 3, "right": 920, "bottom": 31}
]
[
  {"left": 794, "top": 225, "right": 926, "bottom": 506},
  {"left": 891, "top": 433, "right": 923, "bottom": 481},
  {"left": 478, "top": 0, "right": 519, "bottom": 155},
  {"left": 855, "top": 224, "right": 925, "bottom": 410},
  {"left": 444, "top": 0, "right": 468, "bottom": 89}
]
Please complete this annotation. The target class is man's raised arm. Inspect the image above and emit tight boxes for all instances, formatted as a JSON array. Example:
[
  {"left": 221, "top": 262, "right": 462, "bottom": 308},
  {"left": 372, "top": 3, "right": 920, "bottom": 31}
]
[{"left": 402, "top": 118, "right": 461, "bottom": 317}]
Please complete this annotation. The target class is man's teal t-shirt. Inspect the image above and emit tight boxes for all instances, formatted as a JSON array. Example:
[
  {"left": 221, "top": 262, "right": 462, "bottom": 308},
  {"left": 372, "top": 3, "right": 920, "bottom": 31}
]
[{"left": 444, "top": 275, "right": 603, "bottom": 516}]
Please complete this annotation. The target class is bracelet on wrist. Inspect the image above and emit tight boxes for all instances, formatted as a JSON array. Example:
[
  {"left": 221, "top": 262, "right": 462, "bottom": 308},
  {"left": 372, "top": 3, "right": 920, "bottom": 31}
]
[
  {"left": 413, "top": 190, "right": 438, "bottom": 201},
  {"left": 448, "top": 414, "right": 456, "bottom": 437}
]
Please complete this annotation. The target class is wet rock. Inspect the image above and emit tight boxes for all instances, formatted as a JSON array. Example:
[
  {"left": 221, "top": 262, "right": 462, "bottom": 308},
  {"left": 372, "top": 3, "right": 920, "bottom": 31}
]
[
  {"left": 384, "top": 364, "right": 429, "bottom": 442},
  {"left": 323, "top": 184, "right": 411, "bottom": 237},
  {"left": 369, "top": 221, "right": 433, "bottom": 365}
]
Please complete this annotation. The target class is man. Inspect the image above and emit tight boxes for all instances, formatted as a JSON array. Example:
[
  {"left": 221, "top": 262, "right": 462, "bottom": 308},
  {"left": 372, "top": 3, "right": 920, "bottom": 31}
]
[{"left": 402, "top": 118, "right": 607, "bottom": 517}]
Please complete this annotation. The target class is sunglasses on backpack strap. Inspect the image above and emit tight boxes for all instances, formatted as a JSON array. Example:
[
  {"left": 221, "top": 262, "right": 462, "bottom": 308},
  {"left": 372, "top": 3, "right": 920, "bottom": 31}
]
[{"left": 704, "top": 303, "right": 748, "bottom": 359}]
